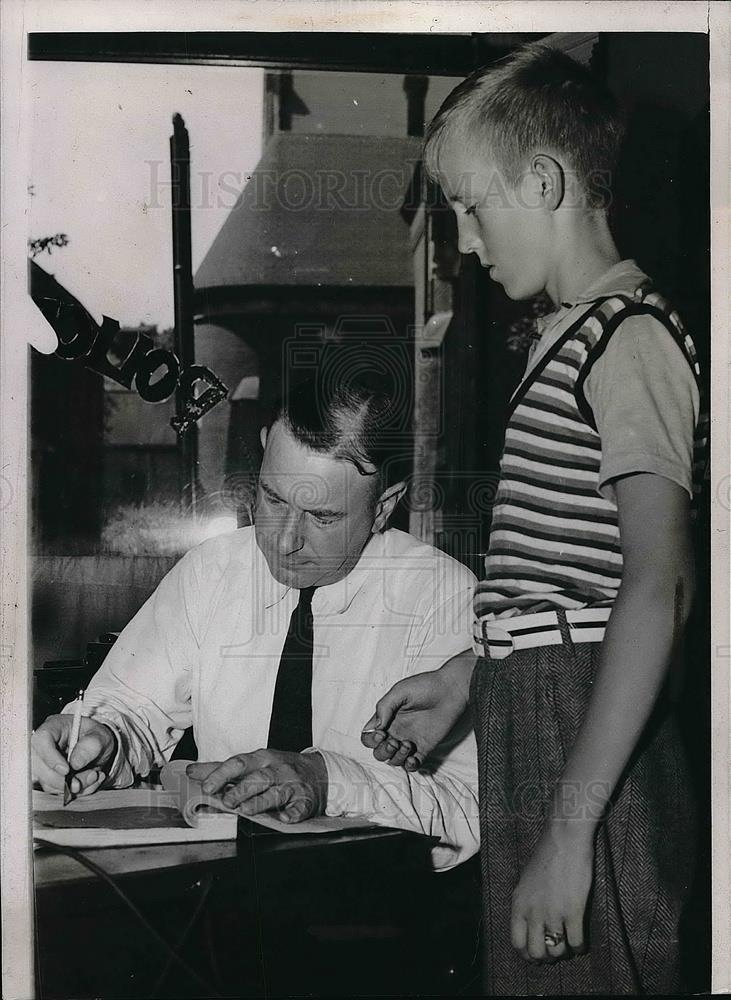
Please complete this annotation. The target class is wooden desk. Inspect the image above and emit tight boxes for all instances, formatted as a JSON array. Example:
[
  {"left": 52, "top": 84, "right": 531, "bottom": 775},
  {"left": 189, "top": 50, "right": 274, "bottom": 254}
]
[
  {"left": 35, "top": 838, "right": 239, "bottom": 889},
  {"left": 35, "top": 822, "right": 480, "bottom": 999}
]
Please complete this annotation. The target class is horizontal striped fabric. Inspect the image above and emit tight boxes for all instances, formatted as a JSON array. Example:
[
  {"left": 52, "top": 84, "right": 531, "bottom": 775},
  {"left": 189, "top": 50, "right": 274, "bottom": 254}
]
[{"left": 475, "top": 289, "right": 707, "bottom": 619}]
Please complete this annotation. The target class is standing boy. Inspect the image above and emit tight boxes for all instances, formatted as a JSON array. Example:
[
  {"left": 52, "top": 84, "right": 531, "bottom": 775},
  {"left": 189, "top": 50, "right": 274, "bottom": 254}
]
[{"left": 362, "top": 43, "right": 706, "bottom": 995}]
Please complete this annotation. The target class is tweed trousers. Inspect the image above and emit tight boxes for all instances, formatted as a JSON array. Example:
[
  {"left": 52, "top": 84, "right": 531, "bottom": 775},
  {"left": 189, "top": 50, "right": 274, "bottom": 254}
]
[{"left": 469, "top": 612, "right": 695, "bottom": 996}]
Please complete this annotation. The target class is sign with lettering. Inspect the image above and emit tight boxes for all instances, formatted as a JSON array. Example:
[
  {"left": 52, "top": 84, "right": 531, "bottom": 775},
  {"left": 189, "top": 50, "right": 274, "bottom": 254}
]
[{"left": 29, "top": 260, "right": 228, "bottom": 434}]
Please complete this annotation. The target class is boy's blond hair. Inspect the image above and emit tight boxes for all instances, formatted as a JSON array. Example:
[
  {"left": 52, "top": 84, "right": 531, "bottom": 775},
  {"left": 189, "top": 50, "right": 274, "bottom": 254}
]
[{"left": 424, "top": 42, "right": 625, "bottom": 210}]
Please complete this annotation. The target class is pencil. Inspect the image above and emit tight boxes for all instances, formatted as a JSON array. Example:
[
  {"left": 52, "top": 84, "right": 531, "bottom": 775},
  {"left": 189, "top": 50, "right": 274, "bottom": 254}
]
[
  {"left": 63, "top": 689, "right": 84, "bottom": 804},
  {"left": 68, "top": 688, "right": 84, "bottom": 758}
]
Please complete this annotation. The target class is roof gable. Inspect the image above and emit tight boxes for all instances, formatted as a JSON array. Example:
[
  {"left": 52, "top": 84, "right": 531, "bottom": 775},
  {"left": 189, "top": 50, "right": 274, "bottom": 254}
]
[{"left": 195, "top": 133, "right": 420, "bottom": 290}]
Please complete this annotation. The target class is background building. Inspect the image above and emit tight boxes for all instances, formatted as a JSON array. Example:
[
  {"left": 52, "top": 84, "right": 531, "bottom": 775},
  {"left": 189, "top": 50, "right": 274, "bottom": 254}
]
[{"left": 192, "top": 69, "right": 460, "bottom": 519}]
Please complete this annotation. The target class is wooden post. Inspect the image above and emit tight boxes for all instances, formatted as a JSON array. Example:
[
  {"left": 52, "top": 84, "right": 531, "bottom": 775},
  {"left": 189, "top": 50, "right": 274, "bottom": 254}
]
[
  {"left": 403, "top": 76, "right": 429, "bottom": 137},
  {"left": 170, "top": 113, "right": 198, "bottom": 513},
  {"left": 409, "top": 198, "right": 440, "bottom": 545}
]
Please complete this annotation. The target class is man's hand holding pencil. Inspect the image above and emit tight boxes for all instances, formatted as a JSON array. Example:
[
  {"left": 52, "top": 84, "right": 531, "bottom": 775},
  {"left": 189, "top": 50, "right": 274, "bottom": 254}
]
[{"left": 32, "top": 705, "right": 116, "bottom": 798}]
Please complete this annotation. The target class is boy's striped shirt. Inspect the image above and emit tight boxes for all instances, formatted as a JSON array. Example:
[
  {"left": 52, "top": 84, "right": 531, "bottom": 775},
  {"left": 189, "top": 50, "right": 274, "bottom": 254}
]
[{"left": 474, "top": 288, "right": 708, "bottom": 619}]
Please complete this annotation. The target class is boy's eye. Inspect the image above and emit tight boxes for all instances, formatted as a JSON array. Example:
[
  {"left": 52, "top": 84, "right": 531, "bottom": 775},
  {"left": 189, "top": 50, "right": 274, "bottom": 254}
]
[
  {"left": 266, "top": 492, "right": 283, "bottom": 506},
  {"left": 464, "top": 205, "right": 477, "bottom": 216}
]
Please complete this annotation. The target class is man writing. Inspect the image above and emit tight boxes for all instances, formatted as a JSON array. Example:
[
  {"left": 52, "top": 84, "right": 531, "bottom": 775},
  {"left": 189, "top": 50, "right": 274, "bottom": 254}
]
[{"left": 32, "top": 373, "right": 479, "bottom": 870}]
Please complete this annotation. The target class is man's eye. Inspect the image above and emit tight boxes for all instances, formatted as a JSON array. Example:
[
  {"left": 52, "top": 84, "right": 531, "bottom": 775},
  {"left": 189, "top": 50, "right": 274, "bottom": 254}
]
[
  {"left": 266, "top": 493, "right": 283, "bottom": 506},
  {"left": 464, "top": 205, "right": 477, "bottom": 216},
  {"left": 310, "top": 512, "right": 335, "bottom": 526}
]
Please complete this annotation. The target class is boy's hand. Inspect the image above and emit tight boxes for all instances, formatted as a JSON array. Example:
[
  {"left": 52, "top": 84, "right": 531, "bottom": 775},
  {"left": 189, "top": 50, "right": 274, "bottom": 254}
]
[
  {"left": 510, "top": 821, "right": 594, "bottom": 963},
  {"left": 32, "top": 714, "right": 116, "bottom": 796},
  {"left": 361, "top": 669, "right": 469, "bottom": 771}
]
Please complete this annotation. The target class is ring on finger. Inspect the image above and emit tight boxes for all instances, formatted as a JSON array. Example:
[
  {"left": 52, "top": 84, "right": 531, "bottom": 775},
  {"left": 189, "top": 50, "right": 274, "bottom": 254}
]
[{"left": 544, "top": 929, "right": 566, "bottom": 948}]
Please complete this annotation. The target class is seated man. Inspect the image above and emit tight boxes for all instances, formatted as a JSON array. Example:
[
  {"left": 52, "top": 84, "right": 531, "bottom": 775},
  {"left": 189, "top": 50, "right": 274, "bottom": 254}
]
[{"left": 32, "top": 374, "right": 479, "bottom": 870}]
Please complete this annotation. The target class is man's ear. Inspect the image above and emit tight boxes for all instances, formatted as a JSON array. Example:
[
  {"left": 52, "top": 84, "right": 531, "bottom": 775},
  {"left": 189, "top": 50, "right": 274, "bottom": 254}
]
[
  {"left": 530, "top": 153, "right": 565, "bottom": 211},
  {"left": 259, "top": 425, "right": 268, "bottom": 450},
  {"left": 372, "top": 481, "right": 407, "bottom": 534}
]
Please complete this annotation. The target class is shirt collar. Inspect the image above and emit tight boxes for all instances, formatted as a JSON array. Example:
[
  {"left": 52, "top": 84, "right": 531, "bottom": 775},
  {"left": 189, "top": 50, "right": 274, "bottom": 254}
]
[
  {"left": 258, "top": 528, "right": 386, "bottom": 615},
  {"left": 314, "top": 531, "right": 385, "bottom": 615},
  {"left": 255, "top": 538, "right": 290, "bottom": 611},
  {"left": 559, "top": 258, "right": 651, "bottom": 308},
  {"left": 533, "top": 259, "right": 652, "bottom": 345}
]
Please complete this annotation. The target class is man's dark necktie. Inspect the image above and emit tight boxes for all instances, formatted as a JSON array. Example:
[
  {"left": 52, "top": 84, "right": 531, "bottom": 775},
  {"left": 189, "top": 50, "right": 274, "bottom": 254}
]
[{"left": 267, "top": 587, "right": 316, "bottom": 752}]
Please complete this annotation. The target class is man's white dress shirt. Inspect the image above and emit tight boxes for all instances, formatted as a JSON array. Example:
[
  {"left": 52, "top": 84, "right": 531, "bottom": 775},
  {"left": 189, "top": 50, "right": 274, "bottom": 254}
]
[{"left": 75, "top": 526, "right": 479, "bottom": 869}]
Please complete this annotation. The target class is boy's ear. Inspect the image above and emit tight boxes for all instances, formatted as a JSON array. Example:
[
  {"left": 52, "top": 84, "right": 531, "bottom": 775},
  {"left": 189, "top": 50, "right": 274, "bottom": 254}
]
[
  {"left": 531, "top": 153, "right": 565, "bottom": 212},
  {"left": 372, "top": 481, "right": 407, "bottom": 534}
]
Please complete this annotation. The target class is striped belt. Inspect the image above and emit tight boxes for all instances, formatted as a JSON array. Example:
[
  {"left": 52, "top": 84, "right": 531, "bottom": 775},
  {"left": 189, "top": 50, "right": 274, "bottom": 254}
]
[{"left": 472, "top": 607, "right": 612, "bottom": 660}]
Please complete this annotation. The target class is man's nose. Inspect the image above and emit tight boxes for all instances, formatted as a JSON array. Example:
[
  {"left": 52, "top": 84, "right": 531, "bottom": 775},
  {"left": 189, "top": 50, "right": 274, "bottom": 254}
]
[{"left": 278, "top": 509, "right": 305, "bottom": 555}]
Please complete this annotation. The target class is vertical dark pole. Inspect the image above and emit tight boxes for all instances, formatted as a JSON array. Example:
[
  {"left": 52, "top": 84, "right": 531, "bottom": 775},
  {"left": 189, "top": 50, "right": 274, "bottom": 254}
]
[
  {"left": 170, "top": 113, "right": 198, "bottom": 513},
  {"left": 403, "top": 76, "right": 429, "bottom": 138}
]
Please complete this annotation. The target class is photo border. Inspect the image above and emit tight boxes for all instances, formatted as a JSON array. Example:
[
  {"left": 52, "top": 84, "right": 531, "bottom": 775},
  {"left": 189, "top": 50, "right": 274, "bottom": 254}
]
[{"left": 2, "top": 3, "right": 727, "bottom": 997}]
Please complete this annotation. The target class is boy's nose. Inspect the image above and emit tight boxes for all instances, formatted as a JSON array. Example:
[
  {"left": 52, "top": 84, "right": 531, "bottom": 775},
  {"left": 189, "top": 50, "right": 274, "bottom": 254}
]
[
  {"left": 456, "top": 216, "right": 484, "bottom": 259},
  {"left": 458, "top": 236, "right": 486, "bottom": 262}
]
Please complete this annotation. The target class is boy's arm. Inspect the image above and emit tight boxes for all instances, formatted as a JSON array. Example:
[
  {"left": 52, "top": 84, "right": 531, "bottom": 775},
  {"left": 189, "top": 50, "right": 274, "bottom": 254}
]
[
  {"left": 361, "top": 649, "right": 476, "bottom": 767},
  {"left": 510, "top": 471, "right": 694, "bottom": 962}
]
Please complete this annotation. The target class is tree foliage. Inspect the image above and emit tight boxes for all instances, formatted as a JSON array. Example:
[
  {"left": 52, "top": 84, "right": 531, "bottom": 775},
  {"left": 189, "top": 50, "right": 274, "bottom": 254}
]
[{"left": 28, "top": 233, "right": 70, "bottom": 258}]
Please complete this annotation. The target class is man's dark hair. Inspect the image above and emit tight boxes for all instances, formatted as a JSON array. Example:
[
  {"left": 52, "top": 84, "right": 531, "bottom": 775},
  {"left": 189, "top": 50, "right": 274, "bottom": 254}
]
[{"left": 272, "top": 371, "right": 411, "bottom": 488}]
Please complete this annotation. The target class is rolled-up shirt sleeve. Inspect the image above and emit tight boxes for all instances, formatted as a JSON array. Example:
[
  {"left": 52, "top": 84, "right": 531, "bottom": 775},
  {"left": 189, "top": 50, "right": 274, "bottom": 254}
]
[
  {"left": 310, "top": 586, "right": 479, "bottom": 871},
  {"left": 312, "top": 731, "right": 478, "bottom": 871},
  {"left": 583, "top": 315, "right": 700, "bottom": 501},
  {"left": 62, "top": 547, "right": 203, "bottom": 786}
]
